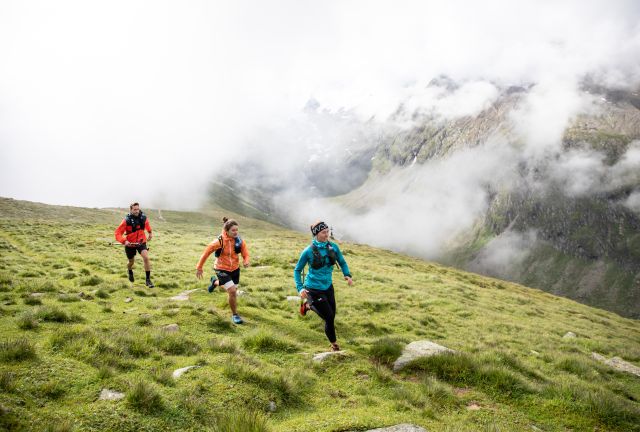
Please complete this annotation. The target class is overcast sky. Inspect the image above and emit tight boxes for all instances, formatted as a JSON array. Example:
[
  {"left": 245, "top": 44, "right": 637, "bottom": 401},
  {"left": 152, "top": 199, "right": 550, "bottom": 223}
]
[{"left": 1, "top": 0, "right": 639, "bottom": 209}]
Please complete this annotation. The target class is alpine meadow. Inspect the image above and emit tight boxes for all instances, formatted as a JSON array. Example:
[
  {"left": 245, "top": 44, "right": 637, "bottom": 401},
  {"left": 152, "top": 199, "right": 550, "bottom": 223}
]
[{"left": 0, "top": 197, "right": 638, "bottom": 431}]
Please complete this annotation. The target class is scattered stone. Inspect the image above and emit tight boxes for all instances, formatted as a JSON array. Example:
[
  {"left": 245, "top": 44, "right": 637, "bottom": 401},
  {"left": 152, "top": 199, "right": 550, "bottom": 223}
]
[
  {"left": 313, "top": 351, "right": 348, "bottom": 362},
  {"left": 287, "top": 296, "right": 301, "bottom": 302},
  {"left": 29, "top": 292, "right": 44, "bottom": 297},
  {"left": 163, "top": 323, "right": 180, "bottom": 333},
  {"left": 393, "top": 340, "right": 455, "bottom": 372},
  {"left": 362, "top": 425, "right": 427, "bottom": 432},
  {"left": 237, "top": 290, "right": 247, "bottom": 296},
  {"left": 467, "top": 403, "right": 481, "bottom": 410},
  {"left": 530, "top": 426, "right": 543, "bottom": 432},
  {"left": 99, "top": 389, "right": 125, "bottom": 401},
  {"left": 172, "top": 365, "right": 199, "bottom": 379},
  {"left": 268, "top": 401, "right": 277, "bottom": 412},
  {"left": 170, "top": 289, "right": 199, "bottom": 301},
  {"left": 124, "top": 297, "right": 133, "bottom": 303},
  {"left": 563, "top": 332, "right": 576, "bottom": 339},
  {"left": 592, "top": 352, "right": 640, "bottom": 377},
  {"left": 530, "top": 350, "right": 540, "bottom": 356}
]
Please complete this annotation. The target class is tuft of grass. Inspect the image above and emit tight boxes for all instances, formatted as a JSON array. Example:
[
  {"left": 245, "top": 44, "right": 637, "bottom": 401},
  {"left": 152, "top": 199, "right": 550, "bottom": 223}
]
[
  {"left": 405, "top": 352, "right": 533, "bottom": 399},
  {"left": 44, "top": 420, "right": 75, "bottom": 432},
  {"left": 223, "top": 362, "right": 301, "bottom": 406},
  {"left": 57, "top": 294, "right": 80, "bottom": 303},
  {"left": 150, "top": 368, "right": 175, "bottom": 387},
  {"left": 79, "top": 275, "right": 103, "bottom": 286},
  {"left": 0, "top": 405, "right": 23, "bottom": 431},
  {"left": 208, "top": 337, "right": 238, "bottom": 354},
  {"left": 545, "top": 383, "right": 640, "bottom": 430},
  {"left": 421, "top": 377, "right": 460, "bottom": 409},
  {"left": 97, "top": 366, "right": 114, "bottom": 380},
  {"left": 36, "top": 306, "right": 83, "bottom": 323},
  {"left": 212, "top": 410, "right": 270, "bottom": 432},
  {"left": 242, "top": 329, "right": 298, "bottom": 353},
  {"left": 0, "top": 338, "right": 37, "bottom": 362},
  {"left": 207, "top": 311, "right": 235, "bottom": 332},
  {"left": 556, "top": 356, "right": 593, "bottom": 378},
  {"left": 136, "top": 315, "right": 152, "bottom": 326},
  {"left": 126, "top": 380, "right": 164, "bottom": 413},
  {"left": 94, "top": 289, "right": 110, "bottom": 299},
  {"left": 16, "top": 311, "right": 39, "bottom": 330},
  {"left": 37, "top": 380, "right": 66, "bottom": 400},
  {"left": 153, "top": 333, "right": 201, "bottom": 356},
  {"left": 369, "top": 337, "right": 403, "bottom": 366},
  {"left": 0, "top": 371, "right": 16, "bottom": 392},
  {"left": 23, "top": 296, "right": 42, "bottom": 306}
]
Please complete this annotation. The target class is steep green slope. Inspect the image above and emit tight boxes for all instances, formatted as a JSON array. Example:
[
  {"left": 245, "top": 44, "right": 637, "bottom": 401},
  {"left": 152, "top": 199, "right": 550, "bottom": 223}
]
[{"left": 0, "top": 197, "right": 639, "bottom": 431}]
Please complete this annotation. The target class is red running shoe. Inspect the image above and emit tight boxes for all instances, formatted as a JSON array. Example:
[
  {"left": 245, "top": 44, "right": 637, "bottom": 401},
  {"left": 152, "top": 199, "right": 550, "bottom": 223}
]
[{"left": 299, "top": 300, "right": 310, "bottom": 316}]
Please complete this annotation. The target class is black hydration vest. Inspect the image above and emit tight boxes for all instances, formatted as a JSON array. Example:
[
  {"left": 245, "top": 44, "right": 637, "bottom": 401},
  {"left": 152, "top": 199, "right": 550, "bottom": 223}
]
[
  {"left": 310, "top": 242, "right": 337, "bottom": 269},
  {"left": 125, "top": 212, "right": 147, "bottom": 234},
  {"left": 214, "top": 235, "right": 243, "bottom": 257}
]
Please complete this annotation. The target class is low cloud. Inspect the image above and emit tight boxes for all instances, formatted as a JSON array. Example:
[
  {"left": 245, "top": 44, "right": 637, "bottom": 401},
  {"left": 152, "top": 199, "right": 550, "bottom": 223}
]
[{"left": 468, "top": 229, "right": 538, "bottom": 279}]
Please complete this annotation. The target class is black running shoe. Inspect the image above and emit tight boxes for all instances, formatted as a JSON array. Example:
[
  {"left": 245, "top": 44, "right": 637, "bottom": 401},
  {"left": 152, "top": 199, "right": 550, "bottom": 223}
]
[
  {"left": 145, "top": 279, "right": 154, "bottom": 288},
  {"left": 207, "top": 275, "right": 218, "bottom": 293},
  {"left": 128, "top": 269, "right": 134, "bottom": 282}
]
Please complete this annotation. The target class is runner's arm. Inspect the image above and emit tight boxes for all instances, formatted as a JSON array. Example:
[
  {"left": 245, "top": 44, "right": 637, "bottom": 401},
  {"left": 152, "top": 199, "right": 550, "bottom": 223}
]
[
  {"left": 114, "top": 220, "right": 128, "bottom": 244},
  {"left": 293, "top": 249, "right": 309, "bottom": 293}
]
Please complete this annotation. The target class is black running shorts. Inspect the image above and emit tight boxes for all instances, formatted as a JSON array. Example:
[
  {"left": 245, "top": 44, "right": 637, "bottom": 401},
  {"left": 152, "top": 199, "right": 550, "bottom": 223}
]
[
  {"left": 125, "top": 243, "right": 148, "bottom": 259},
  {"left": 215, "top": 268, "right": 240, "bottom": 289}
]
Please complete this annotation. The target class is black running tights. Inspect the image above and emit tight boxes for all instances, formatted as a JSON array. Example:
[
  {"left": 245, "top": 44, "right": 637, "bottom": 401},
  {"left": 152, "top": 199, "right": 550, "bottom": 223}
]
[{"left": 308, "top": 285, "right": 337, "bottom": 343}]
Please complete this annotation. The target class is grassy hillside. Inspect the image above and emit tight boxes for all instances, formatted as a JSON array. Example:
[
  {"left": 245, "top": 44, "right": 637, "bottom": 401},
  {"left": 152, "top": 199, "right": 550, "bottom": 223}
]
[{"left": 0, "top": 197, "right": 639, "bottom": 431}]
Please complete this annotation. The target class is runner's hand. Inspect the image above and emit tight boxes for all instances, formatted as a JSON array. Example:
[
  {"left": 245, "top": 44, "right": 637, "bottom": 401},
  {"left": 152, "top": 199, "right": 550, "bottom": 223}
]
[
  {"left": 243, "top": 261, "right": 249, "bottom": 268},
  {"left": 147, "top": 232, "right": 153, "bottom": 241},
  {"left": 300, "top": 289, "right": 309, "bottom": 299},
  {"left": 196, "top": 269, "right": 203, "bottom": 279},
  {"left": 124, "top": 241, "right": 130, "bottom": 247},
  {"left": 345, "top": 276, "right": 353, "bottom": 286}
]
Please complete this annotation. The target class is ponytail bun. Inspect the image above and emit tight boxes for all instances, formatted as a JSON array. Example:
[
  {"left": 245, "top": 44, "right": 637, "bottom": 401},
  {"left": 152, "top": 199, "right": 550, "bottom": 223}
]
[{"left": 222, "top": 217, "right": 229, "bottom": 223}]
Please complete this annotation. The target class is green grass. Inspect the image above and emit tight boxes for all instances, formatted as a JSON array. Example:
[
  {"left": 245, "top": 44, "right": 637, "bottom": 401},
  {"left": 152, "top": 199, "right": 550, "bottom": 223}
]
[
  {"left": 127, "top": 380, "right": 164, "bottom": 413},
  {"left": 0, "top": 197, "right": 638, "bottom": 431},
  {"left": 0, "top": 338, "right": 37, "bottom": 362}
]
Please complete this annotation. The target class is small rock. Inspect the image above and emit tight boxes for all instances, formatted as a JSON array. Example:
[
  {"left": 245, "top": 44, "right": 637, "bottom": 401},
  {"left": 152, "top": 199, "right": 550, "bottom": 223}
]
[
  {"left": 237, "top": 290, "right": 247, "bottom": 296},
  {"left": 170, "top": 289, "right": 199, "bottom": 301},
  {"left": 467, "top": 403, "right": 481, "bottom": 410},
  {"left": 313, "top": 351, "right": 348, "bottom": 362},
  {"left": 363, "top": 425, "right": 428, "bottom": 432},
  {"left": 99, "top": 388, "right": 125, "bottom": 401},
  {"left": 163, "top": 323, "right": 180, "bottom": 332},
  {"left": 563, "top": 332, "right": 576, "bottom": 339},
  {"left": 530, "top": 350, "right": 540, "bottom": 356},
  {"left": 172, "top": 365, "right": 199, "bottom": 379},
  {"left": 124, "top": 297, "right": 133, "bottom": 303},
  {"left": 286, "top": 296, "right": 301, "bottom": 302},
  {"left": 29, "top": 292, "right": 44, "bottom": 297},
  {"left": 393, "top": 340, "right": 455, "bottom": 372},
  {"left": 268, "top": 401, "right": 277, "bottom": 412}
]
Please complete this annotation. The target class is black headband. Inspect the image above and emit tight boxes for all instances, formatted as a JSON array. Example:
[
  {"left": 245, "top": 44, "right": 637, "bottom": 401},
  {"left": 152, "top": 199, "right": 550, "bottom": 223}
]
[{"left": 311, "top": 221, "right": 329, "bottom": 236}]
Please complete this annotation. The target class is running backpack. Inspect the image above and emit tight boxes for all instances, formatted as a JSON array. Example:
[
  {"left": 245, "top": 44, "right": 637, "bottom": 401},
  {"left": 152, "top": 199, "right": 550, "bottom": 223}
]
[
  {"left": 214, "top": 235, "right": 243, "bottom": 257},
  {"left": 125, "top": 212, "right": 146, "bottom": 234},
  {"left": 310, "top": 242, "right": 337, "bottom": 269}
]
